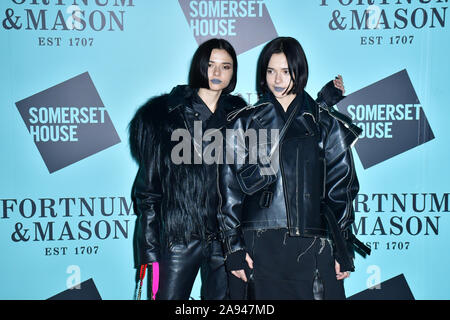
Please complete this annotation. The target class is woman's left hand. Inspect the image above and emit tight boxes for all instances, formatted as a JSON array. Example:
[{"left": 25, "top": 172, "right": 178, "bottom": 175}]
[
  {"left": 333, "top": 75, "right": 345, "bottom": 95},
  {"left": 335, "top": 260, "right": 351, "bottom": 280}
]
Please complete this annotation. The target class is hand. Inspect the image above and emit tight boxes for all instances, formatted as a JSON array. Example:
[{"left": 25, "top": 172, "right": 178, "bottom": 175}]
[
  {"left": 335, "top": 260, "right": 351, "bottom": 280},
  {"left": 333, "top": 75, "right": 345, "bottom": 95},
  {"left": 231, "top": 253, "right": 254, "bottom": 282}
]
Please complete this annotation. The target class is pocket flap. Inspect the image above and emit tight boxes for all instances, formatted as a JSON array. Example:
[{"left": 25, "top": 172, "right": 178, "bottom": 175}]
[{"left": 236, "top": 163, "right": 276, "bottom": 195}]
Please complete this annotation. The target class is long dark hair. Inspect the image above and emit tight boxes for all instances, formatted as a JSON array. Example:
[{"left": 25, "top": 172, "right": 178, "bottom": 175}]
[
  {"left": 188, "top": 38, "right": 238, "bottom": 95},
  {"left": 256, "top": 37, "right": 308, "bottom": 97}
]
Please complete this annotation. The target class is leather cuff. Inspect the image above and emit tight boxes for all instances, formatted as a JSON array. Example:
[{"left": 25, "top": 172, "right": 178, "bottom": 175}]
[{"left": 221, "top": 230, "right": 246, "bottom": 256}]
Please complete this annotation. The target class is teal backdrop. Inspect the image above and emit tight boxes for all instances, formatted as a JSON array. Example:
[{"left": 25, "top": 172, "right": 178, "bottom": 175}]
[{"left": 1, "top": 0, "right": 449, "bottom": 300}]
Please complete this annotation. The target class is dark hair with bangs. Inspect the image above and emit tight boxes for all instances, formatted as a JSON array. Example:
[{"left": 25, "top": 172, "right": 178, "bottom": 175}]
[
  {"left": 188, "top": 38, "right": 238, "bottom": 95},
  {"left": 256, "top": 37, "right": 308, "bottom": 97}
]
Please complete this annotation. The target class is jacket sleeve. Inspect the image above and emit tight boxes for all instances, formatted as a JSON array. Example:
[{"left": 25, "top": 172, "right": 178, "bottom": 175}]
[
  {"left": 132, "top": 164, "right": 162, "bottom": 266},
  {"left": 217, "top": 117, "right": 248, "bottom": 257},
  {"left": 323, "top": 116, "right": 360, "bottom": 261},
  {"left": 129, "top": 100, "right": 163, "bottom": 267}
]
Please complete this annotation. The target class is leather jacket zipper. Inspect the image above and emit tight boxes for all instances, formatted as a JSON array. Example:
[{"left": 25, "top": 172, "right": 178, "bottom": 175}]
[
  {"left": 278, "top": 108, "right": 310, "bottom": 237},
  {"left": 279, "top": 141, "right": 292, "bottom": 233},
  {"left": 216, "top": 162, "right": 230, "bottom": 252},
  {"left": 279, "top": 141, "right": 301, "bottom": 235}
]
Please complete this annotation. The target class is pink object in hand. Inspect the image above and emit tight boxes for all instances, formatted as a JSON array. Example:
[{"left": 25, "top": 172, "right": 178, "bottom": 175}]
[{"left": 152, "top": 262, "right": 159, "bottom": 300}]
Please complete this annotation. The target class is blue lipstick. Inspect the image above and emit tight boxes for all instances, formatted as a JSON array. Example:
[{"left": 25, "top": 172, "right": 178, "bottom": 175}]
[{"left": 211, "top": 79, "right": 222, "bottom": 84}]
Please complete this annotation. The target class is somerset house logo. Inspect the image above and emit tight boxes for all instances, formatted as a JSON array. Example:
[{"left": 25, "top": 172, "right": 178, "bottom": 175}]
[
  {"left": 178, "top": 0, "right": 278, "bottom": 55},
  {"left": 15, "top": 72, "right": 121, "bottom": 173},
  {"left": 336, "top": 69, "right": 435, "bottom": 169}
]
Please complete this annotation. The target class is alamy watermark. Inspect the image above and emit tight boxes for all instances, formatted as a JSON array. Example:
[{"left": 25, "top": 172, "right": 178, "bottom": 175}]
[{"left": 171, "top": 120, "right": 280, "bottom": 175}]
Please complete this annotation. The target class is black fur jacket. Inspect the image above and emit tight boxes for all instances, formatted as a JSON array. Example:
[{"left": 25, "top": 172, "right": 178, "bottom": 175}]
[{"left": 129, "top": 85, "right": 247, "bottom": 266}]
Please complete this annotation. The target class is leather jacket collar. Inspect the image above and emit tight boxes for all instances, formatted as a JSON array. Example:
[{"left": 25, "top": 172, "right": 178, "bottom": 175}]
[
  {"left": 166, "top": 85, "right": 245, "bottom": 131},
  {"left": 257, "top": 90, "right": 318, "bottom": 118},
  {"left": 252, "top": 91, "right": 320, "bottom": 137}
]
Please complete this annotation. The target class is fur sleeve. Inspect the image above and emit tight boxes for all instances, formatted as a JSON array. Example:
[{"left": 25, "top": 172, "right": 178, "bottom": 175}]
[
  {"left": 128, "top": 94, "right": 168, "bottom": 266},
  {"left": 128, "top": 94, "right": 168, "bottom": 165}
]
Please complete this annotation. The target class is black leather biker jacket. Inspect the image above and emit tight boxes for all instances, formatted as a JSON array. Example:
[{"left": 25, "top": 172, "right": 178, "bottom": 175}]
[
  {"left": 217, "top": 90, "right": 369, "bottom": 272},
  {"left": 129, "top": 85, "right": 246, "bottom": 266}
]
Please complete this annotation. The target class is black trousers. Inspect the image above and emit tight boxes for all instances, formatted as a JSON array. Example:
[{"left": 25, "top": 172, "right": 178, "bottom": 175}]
[
  {"left": 228, "top": 229, "right": 346, "bottom": 300},
  {"left": 155, "top": 238, "right": 228, "bottom": 300}
]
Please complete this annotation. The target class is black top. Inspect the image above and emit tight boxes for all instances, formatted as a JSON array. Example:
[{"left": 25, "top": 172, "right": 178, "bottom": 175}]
[
  {"left": 192, "top": 89, "right": 232, "bottom": 131},
  {"left": 270, "top": 90, "right": 304, "bottom": 122}
]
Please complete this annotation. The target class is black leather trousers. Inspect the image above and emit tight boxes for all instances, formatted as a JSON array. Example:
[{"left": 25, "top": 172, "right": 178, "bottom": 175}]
[{"left": 155, "top": 237, "right": 228, "bottom": 300}]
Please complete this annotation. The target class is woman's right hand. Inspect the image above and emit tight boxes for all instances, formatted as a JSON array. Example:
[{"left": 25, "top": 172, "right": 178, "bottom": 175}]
[{"left": 231, "top": 253, "right": 254, "bottom": 282}]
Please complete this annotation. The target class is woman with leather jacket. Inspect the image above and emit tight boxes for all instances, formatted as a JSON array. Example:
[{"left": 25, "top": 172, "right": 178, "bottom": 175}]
[
  {"left": 128, "top": 37, "right": 348, "bottom": 300},
  {"left": 129, "top": 38, "right": 247, "bottom": 300},
  {"left": 217, "top": 37, "right": 370, "bottom": 300}
]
